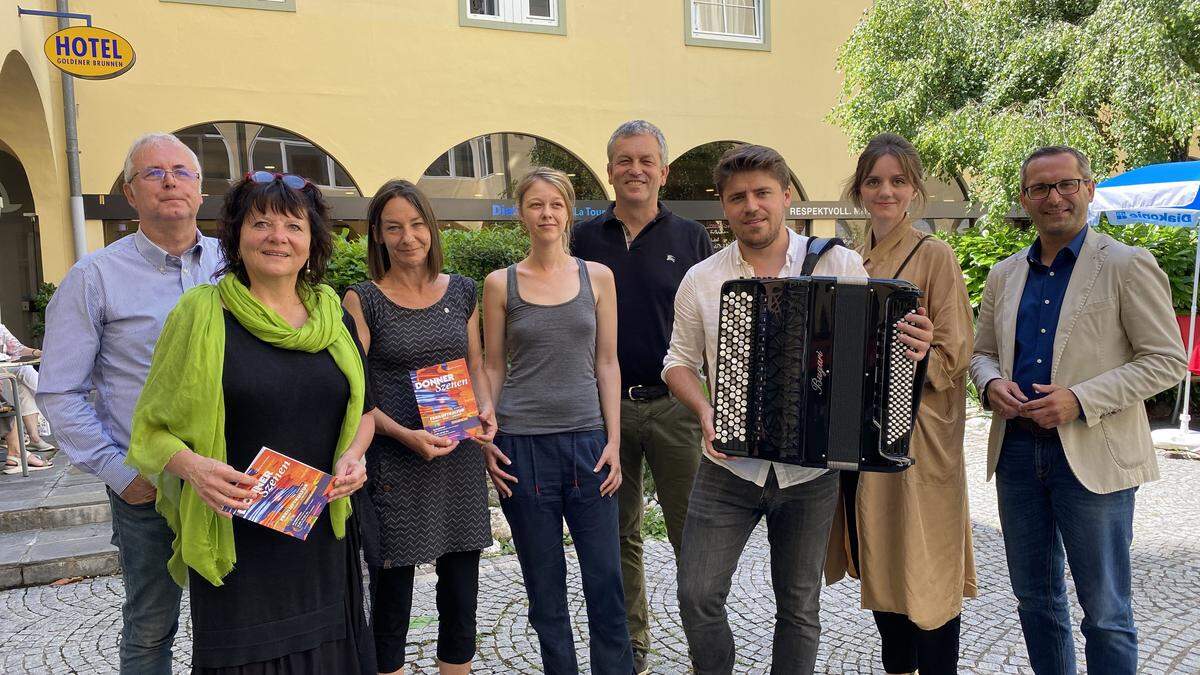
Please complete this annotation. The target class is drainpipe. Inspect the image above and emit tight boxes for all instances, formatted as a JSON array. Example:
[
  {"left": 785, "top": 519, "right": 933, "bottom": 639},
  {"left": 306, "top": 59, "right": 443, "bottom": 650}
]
[{"left": 57, "top": 0, "right": 87, "bottom": 260}]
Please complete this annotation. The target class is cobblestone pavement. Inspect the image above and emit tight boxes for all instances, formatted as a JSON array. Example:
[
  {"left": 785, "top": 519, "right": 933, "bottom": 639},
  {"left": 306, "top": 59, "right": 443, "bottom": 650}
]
[{"left": 3, "top": 416, "right": 1198, "bottom": 673}]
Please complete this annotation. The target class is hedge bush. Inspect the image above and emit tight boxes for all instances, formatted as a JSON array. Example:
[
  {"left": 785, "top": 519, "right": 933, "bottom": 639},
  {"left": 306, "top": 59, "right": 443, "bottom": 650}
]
[
  {"left": 325, "top": 225, "right": 531, "bottom": 300},
  {"left": 936, "top": 221, "right": 1197, "bottom": 314}
]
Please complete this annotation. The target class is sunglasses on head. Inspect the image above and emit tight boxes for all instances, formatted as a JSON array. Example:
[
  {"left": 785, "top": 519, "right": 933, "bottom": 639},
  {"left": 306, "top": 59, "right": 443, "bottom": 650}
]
[{"left": 246, "top": 171, "right": 311, "bottom": 190}]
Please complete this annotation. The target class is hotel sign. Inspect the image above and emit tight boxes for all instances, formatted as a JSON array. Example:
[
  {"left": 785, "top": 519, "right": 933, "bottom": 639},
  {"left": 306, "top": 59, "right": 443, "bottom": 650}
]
[{"left": 43, "top": 26, "right": 136, "bottom": 80}]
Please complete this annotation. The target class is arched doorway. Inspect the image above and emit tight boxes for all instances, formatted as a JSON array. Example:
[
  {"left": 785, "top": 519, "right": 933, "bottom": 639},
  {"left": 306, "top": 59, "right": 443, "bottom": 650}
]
[
  {"left": 0, "top": 147, "right": 40, "bottom": 343},
  {"left": 665, "top": 140, "right": 810, "bottom": 246},
  {"left": 105, "top": 122, "right": 363, "bottom": 243},
  {"left": 417, "top": 132, "right": 605, "bottom": 229}
]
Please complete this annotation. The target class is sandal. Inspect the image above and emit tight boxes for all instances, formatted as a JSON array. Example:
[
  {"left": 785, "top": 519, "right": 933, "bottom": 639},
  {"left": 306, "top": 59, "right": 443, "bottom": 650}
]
[{"left": 3, "top": 453, "right": 53, "bottom": 474}]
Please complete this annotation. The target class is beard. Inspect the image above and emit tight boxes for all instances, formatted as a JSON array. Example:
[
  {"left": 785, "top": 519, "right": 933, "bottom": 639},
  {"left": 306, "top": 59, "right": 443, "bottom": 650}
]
[{"left": 734, "top": 219, "right": 784, "bottom": 250}]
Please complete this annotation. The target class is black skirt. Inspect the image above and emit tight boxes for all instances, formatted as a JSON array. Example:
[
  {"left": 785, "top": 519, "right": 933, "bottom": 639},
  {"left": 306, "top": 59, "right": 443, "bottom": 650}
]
[{"left": 189, "top": 311, "right": 375, "bottom": 674}]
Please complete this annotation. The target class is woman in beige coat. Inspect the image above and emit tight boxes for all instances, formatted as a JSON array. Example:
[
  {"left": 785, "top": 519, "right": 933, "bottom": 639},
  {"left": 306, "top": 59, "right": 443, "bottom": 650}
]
[{"left": 825, "top": 133, "right": 977, "bottom": 674}]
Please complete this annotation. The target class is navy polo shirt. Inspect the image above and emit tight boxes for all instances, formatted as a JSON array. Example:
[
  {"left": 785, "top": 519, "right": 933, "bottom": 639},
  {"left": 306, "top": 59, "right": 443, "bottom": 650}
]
[
  {"left": 573, "top": 202, "right": 714, "bottom": 389},
  {"left": 1012, "top": 225, "right": 1089, "bottom": 400}
]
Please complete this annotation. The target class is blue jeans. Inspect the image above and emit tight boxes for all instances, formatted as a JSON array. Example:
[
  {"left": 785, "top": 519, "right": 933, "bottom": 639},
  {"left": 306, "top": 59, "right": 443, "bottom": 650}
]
[
  {"left": 995, "top": 428, "right": 1138, "bottom": 675},
  {"left": 107, "top": 488, "right": 183, "bottom": 675},
  {"left": 677, "top": 461, "right": 838, "bottom": 675},
  {"left": 497, "top": 430, "right": 633, "bottom": 675}
]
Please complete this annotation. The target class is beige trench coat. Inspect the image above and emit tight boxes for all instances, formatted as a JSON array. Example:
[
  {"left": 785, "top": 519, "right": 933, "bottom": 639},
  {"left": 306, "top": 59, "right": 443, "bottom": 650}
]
[{"left": 824, "top": 220, "right": 978, "bottom": 630}]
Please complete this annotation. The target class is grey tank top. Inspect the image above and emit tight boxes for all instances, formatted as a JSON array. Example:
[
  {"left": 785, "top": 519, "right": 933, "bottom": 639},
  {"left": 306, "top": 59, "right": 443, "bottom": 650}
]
[{"left": 496, "top": 257, "right": 605, "bottom": 435}]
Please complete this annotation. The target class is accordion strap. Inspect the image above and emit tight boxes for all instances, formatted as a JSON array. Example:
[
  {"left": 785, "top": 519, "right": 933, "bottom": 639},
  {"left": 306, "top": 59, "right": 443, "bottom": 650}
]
[
  {"left": 800, "top": 236, "right": 845, "bottom": 276},
  {"left": 892, "top": 234, "right": 932, "bottom": 279}
]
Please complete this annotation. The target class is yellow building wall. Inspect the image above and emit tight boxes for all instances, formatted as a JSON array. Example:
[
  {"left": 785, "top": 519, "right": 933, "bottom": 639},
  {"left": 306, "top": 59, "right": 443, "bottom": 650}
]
[{"left": 3, "top": 0, "right": 870, "bottom": 282}]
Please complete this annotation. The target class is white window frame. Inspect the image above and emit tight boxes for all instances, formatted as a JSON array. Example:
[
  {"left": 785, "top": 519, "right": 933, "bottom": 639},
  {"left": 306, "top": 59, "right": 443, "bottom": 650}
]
[
  {"left": 249, "top": 137, "right": 356, "bottom": 190},
  {"left": 468, "top": 0, "right": 556, "bottom": 25},
  {"left": 177, "top": 130, "right": 235, "bottom": 181},
  {"left": 423, "top": 137, "right": 498, "bottom": 180},
  {"left": 691, "top": 0, "right": 762, "bottom": 43},
  {"left": 460, "top": 0, "right": 566, "bottom": 35},
  {"left": 684, "top": 0, "right": 770, "bottom": 51}
]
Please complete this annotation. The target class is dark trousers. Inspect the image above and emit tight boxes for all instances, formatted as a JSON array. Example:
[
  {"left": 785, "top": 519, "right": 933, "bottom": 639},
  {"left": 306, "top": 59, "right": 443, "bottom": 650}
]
[
  {"left": 873, "top": 611, "right": 962, "bottom": 674},
  {"left": 841, "top": 473, "right": 962, "bottom": 674},
  {"left": 996, "top": 427, "right": 1138, "bottom": 675},
  {"left": 368, "top": 549, "right": 481, "bottom": 671},
  {"left": 107, "top": 488, "right": 184, "bottom": 675},
  {"left": 616, "top": 396, "right": 702, "bottom": 656},
  {"left": 498, "top": 430, "right": 634, "bottom": 675},
  {"left": 677, "top": 461, "right": 839, "bottom": 675}
]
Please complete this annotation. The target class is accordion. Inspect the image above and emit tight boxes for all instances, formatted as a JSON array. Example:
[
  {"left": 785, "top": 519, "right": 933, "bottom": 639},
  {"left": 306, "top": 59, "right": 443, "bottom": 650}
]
[{"left": 712, "top": 276, "right": 928, "bottom": 472}]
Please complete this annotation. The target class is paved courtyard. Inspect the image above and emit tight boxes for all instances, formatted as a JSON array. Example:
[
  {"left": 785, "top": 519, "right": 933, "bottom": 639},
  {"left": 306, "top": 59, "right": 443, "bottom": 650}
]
[{"left": 2, "top": 415, "right": 1199, "bottom": 673}]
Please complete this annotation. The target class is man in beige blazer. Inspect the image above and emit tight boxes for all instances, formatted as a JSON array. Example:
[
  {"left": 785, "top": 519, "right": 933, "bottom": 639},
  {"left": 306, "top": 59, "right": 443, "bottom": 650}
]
[{"left": 970, "top": 146, "right": 1186, "bottom": 675}]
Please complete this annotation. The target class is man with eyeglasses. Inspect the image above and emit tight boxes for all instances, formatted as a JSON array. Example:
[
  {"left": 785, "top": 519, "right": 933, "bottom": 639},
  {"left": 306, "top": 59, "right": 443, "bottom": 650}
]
[
  {"left": 971, "top": 146, "right": 1185, "bottom": 674},
  {"left": 37, "top": 133, "right": 222, "bottom": 674}
]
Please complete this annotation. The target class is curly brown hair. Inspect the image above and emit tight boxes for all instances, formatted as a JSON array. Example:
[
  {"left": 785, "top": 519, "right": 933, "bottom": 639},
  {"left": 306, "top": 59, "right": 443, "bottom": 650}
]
[{"left": 215, "top": 175, "right": 333, "bottom": 292}]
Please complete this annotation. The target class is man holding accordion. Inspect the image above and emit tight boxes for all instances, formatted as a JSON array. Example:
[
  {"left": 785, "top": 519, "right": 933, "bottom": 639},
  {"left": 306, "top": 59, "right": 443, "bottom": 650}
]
[{"left": 662, "top": 144, "right": 934, "bottom": 674}]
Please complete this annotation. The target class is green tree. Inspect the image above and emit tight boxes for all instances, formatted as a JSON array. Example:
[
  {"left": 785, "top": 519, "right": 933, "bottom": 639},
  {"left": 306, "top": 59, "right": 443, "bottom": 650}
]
[
  {"left": 832, "top": 0, "right": 1200, "bottom": 227},
  {"left": 528, "top": 139, "right": 607, "bottom": 200}
]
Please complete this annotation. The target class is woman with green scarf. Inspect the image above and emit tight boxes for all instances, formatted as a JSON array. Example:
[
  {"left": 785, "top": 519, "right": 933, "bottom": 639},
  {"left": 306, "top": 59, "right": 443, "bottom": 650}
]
[{"left": 128, "top": 172, "right": 377, "bottom": 674}]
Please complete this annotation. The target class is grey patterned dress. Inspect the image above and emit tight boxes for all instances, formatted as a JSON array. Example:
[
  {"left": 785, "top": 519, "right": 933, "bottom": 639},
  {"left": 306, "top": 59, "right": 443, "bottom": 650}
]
[{"left": 351, "top": 276, "right": 491, "bottom": 568}]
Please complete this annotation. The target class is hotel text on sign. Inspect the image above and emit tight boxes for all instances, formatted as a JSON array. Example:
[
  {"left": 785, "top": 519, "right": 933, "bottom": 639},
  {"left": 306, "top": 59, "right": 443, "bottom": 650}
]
[{"left": 43, "top": 26, "right": 136, "bottom": 80}]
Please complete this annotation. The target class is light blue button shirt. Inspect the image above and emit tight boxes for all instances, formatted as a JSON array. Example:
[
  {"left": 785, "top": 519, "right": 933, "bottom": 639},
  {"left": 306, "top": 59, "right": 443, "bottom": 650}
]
[{"left": 36, "top": 229, "right": 223, "bottom": 494}]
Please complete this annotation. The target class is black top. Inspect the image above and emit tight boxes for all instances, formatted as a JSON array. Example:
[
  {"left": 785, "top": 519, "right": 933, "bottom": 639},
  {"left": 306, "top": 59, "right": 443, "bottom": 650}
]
[
  {"left": 349, "top": 276, "right": 491, "bottom": 568},
  {"left": 189, "top": 309, "right": 373, "bottom": 671},
  {"left": 572, "top": 202, "right": 713, "bottom": 388}
]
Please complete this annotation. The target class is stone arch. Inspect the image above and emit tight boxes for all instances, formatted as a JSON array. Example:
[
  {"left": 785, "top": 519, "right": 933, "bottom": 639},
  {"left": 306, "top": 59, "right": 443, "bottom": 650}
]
[
  {"left": 416, "top": 131, "right": 606, "bottom": 202},
  {"left": 0, "top": 50, "right": 60, "bottom": 340},
  {"left": 108, "top": 121, "right": 364, "bottom": 199}
]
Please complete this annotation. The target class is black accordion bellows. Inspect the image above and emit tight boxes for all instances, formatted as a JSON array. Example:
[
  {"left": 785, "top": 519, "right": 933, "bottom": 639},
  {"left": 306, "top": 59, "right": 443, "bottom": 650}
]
[{"left": 712, "top": 276, "right": 928, "bottom": 472}]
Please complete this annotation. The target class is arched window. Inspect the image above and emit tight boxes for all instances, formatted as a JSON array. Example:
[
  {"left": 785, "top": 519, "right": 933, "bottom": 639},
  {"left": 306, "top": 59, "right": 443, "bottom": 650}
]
[
  {"left": 418, "top": 132, "right": 605, "bottom": 203},
  {"left": 665, "top": 140, "right": 809, "bottom": 243},
  {"left": 109, "top": 122, "right": 361, "bottom": 199},
  {"left": 105, "top": 122, "right": 362, "bottom": 244}
]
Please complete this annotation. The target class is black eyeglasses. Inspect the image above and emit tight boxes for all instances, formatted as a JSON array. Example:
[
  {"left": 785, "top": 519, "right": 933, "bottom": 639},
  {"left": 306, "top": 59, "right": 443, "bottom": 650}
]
[
  {"left": 135, "top": 167, "right": 200, "bottom": 182},
  {"left": 1022, "top": 178, "right": 1089, "bottom": 200},
  {"left": 247, "top": 171, "right": 311, "bottom": 190}
]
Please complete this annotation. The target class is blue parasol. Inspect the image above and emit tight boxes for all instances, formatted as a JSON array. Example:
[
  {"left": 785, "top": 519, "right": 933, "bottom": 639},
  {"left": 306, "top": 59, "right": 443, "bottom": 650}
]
[{"left": 1087, "top": 161, "right": 1200, "bottom": 447}]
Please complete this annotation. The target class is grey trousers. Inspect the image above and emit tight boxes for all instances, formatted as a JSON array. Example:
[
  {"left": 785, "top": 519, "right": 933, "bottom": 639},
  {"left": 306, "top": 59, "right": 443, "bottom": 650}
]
[{"left": 677, "top": 461, "right": 838, "bottom": 675}]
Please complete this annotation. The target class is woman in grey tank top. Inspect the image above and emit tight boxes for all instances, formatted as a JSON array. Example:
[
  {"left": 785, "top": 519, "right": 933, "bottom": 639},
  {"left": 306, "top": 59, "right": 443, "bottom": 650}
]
[{"left": 482, "top": 168, "right": 634, "bottom": 674}]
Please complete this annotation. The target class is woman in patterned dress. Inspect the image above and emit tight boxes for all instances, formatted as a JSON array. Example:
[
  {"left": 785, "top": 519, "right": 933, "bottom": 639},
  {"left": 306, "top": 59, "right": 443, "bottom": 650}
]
[{"left": 343, "top": 179, "right": 497, "bottom": 675}]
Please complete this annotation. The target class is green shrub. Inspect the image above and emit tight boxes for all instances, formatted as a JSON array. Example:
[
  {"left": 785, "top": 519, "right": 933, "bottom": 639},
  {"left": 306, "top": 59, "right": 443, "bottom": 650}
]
[
  {"left": 325, "top": 230, "right": 369, "bottom": 298},
  {"left": 937, "top": 221, "right": 1197, "bottom": 315},
  {"left": 442, "top": 224, "right": 530, "bottom": 296},
  {"left": 324, "top": 225, "right": 531, "bottom": 301},
  {"left": 29, "top": 281, "right": 57, "bottom": 342},
  {"left": 940, "top": 220, "right": 1198, "bottom": 416}
]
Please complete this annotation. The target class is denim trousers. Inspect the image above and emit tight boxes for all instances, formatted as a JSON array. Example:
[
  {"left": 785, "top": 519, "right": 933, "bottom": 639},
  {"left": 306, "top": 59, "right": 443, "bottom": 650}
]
[
  {"left": 107, "top": 488, "right": 184, "bottom": 675},
  {"left": 677, "top": 461, "right": 838, "bottom": 675},
  {"left": 497, "top": 430, "right": 634, "bottom": 675},
  {"left": 995, "top": 427, "right": 1138, "bottom": 675},
  {"left": 616, "top": 396, "right": 701, "bottom": 656}
]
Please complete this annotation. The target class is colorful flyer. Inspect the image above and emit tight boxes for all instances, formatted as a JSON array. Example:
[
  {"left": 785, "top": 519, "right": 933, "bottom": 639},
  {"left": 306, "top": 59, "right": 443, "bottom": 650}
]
[
  {"left": 410, "top": 358, "right": 483, "bottom": 441},
  {"left": 226, "top": 447, "right": 334, "bottom": 541}
]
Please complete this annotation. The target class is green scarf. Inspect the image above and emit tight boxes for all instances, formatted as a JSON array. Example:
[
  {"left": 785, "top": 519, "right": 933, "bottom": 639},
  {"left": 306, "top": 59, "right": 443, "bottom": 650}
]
[{"left": 128, "top": 275, "right": 365, "bottom": 587}]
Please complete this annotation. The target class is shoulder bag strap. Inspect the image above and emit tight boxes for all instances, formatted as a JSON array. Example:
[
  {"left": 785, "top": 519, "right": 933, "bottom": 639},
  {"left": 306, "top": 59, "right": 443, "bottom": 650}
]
[
  {"left": 892, "top": 234, "right": 932, "bottom": 280},
  {"left": 800, "top": 237, "right": 846, "bottom": 276}
]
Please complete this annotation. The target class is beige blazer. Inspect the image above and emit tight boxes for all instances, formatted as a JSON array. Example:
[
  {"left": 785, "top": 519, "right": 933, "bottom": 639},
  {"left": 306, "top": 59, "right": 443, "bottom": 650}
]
[{"left": 970, "top": 229, "right": 1187, "bottom": 494}]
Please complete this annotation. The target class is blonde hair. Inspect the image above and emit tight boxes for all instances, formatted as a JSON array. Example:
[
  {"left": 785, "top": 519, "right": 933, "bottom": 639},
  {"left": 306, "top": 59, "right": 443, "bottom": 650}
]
[{"left": 515, "top": 167, "right": 575, "bottom": 254}]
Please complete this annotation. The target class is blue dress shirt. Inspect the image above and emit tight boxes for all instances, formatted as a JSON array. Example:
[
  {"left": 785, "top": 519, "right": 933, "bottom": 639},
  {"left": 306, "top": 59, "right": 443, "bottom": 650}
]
[
  {"left": 1012, "top": 225, "right": 1089, "bottom": 401},
  {"left": 36, "top": 229, "right": 223, "bottom": 493}
]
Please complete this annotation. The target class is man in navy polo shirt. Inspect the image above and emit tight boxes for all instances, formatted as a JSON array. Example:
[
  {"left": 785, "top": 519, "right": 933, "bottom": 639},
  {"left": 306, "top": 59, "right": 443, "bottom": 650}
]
[{"left": 572, "top": 119, "right": 713, "bottom": 674}]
